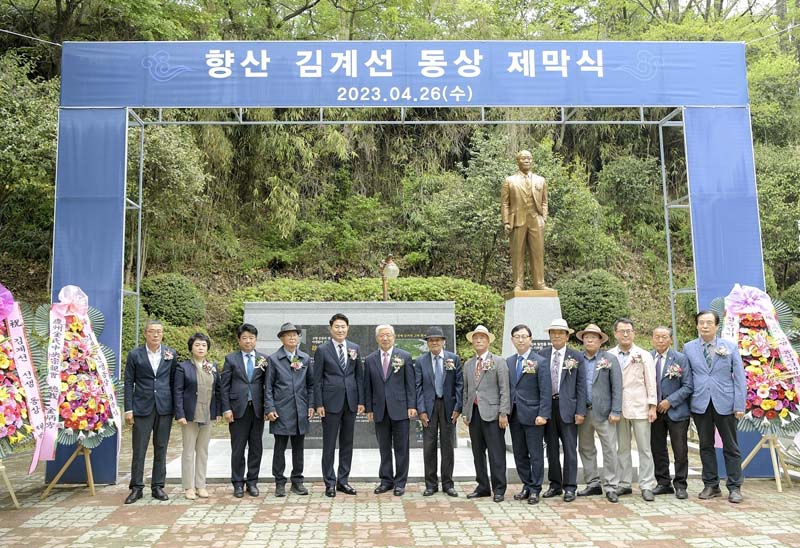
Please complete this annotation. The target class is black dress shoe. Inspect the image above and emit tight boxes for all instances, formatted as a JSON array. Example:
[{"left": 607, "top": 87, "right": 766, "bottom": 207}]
[
  {"left": 641, "top": 489, "right": 655, "bottom": 502},
  {"left": 423, "top": 488, "right": 437, "bottom": 497},
  {"left": 652, "top": 484, "right": 675, "bottom": 496},
  {"left": 728, "top": 488, "right": 743, "bottom": 503},
  {"left": 445, "top": 487, "right": 459, "bottom": 497},
  {"left": 374, "top": 484, "right": 393, "bottom": 494},
  {"left": 577, "top": 485, "right": 603, "bottom": 497},
  {"left": 151, "top": 487, "right": 169, "bottom": 501},
  {"left": 615, "top": 486, "right": 633, "bottom": 496},
  {"left": 606, "top": 490, "right": 619, "bottom": 503},
  {"left": 393, "top": 487, "right": 405, "bottom": 496},
  {"left": 325, "top": 486, "right": 336, "bottom": 498},
  {"left": 542, "top": 487, "right": 563, "bottom": 498},
  {"left": 493, "top": 493, "right": 504, "bottom": 503},
  {"left": 124, "top": 488, "right": 143, "bottom": 504},
  {"left": 698, "top": 485, "right": 722, "bottom": 499},
  {"left": 527, "top": 493, "right": 540, "bottom": 505},
  {"left": 675, "top": 488, "right": 688, "bottom": 500},
  {"left": 466, "top": 490, "right": 491, "bottom": 499},
  {"left": 275, "top": 484, "right": 286, "bottom": 497},
  {"left": 513, "top": 488, "right": 531, "bottom": 501},
  {"left": 290, "top": 483, "right": 309, "bottom": 495},
  {"left": 563, "top": 491, "right": 576, "bottom": 502},
  {"left": 234, "top": 485, "right": 244, "bottom": 498},
  {"left": 337, "top": 483, "right": 357, "bottom": 495},
  {"left": 246, "top": 484, "right": 259, "bottom": 497}
]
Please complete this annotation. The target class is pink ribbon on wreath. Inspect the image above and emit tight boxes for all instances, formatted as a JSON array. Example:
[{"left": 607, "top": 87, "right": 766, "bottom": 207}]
[
  {"left": 50, "top": 285, "right": 89, "bottom": 319},
  {"left": 724, "top": 284, "right": 773, "bottom": 316},
  {"left": 0, "top": 283, "right": 14, "bottom": 321}
]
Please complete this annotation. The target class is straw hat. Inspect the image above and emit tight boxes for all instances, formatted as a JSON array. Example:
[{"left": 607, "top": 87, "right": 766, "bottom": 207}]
[
  {"left": 466, "top": 325, "right": 496, "bottom": 344},
  {"left": 546, "top": 318, "right": 574, "bottom": 335},
  {"left": 575, "top": 323, "right": 609, "bottom": 344}
]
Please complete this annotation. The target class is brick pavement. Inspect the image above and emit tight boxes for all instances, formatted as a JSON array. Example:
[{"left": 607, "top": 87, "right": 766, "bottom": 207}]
[{"left": 0, "top": 426, "right": 798, "bottom": 547}]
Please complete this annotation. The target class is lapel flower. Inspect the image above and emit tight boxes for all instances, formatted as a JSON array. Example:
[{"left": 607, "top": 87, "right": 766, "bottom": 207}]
[
  {"left": 163, "top": 350, "right": 174, "bottom": 361},
  {"left": 444, "top": 358, "right": 456, "bottom": 370},
  {"left": 563, "top": 357, "right": 579, "bottom": 373},
  {"left": 290, "top": 356, "right": 304, "bottom": 371},
  {"left": 715, "top": 345, "right": 729, "bottom": 357},
  {"left": 392, "top": 355, "right": 404, "bottom": 373},
  {"left": 255, "top": 355, "right": 268, "bottom": 370},
  {"left": 348, "top": 348, "right": 358, "bottom": 361},
  {"left": 596, "top": 357, "right": 611, "bottom": 370},
  {"left": 523, "top": 359, "right": 538, "bottom": 374},
  {"left": 666, "top": 364, "right": 683, "bottom": 379},
  {"left": 481, "top": 356, "right": 495, "bottom": 371},
  {"left": 629, "top": 353, "right": 644, "bottom": 366},
  {"left": 201, "top": 360, "right": 214, "bottom": 375}
]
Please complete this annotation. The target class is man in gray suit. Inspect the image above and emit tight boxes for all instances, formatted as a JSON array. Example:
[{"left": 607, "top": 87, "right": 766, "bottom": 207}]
[
  {"left": 576, "top": 324, "right": 622, "bottom": 503},
  {"left": 650, "top": 326, "right": 693, "bottom": 499},
  {"left": 264, "top": 322, "right": 314, "bottom": 497},
  {"left": 462, "top": 325, "right": 510, "bottom": 502},
  {"left": 123, "top": 319, "right": 178, "bottom": 504},
  {"left": 684, "top": 310, "right": 746, "bottom": 503}
]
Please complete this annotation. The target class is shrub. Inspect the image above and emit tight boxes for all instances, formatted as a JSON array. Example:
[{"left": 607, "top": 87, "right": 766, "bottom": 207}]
[
  {"left": 555, "top": 270, "right": 630, "bottom": 337},
  {"left": 140, "top": 273, "right": 205, "bottom": 327},
  {"left": 782, "top": 281, "right": 800, "bottom": 315}
]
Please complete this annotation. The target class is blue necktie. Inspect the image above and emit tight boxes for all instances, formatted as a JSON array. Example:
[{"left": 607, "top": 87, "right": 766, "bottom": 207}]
[
  {"left": 516, "top": 355, "right": 524, "bottom": 379},
  {"left": 246, "top": 353, "right": 254, "bottom": 380},
  {"left": 338, "top": 344, "right": 347, "bottom": 371},
  {"left": 434, "top": 355, "right": 443, "bottom": 397}
]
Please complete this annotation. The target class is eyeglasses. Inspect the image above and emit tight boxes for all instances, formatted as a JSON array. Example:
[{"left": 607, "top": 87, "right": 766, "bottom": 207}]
[
  {"left": 697, "top": 321, "right": 716, "bottom": 326},
  {"left": 512, "top": 334, "right": 530, "bottom": 340},
  {"left": 615, "top": 329, "right": 633, "bottom": 335}
]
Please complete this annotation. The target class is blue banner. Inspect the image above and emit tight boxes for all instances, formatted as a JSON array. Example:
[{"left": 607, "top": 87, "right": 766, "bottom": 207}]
[{"left": 61, "top": 41, "right": 748, "bottom": 108}]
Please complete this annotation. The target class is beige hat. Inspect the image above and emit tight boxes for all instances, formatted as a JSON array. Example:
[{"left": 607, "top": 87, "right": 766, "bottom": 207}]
[
  {"left": 546, "top": 318, "right": 574, "bottom": 335},
  {"left": 466, "top": 325, "right": 496, "bottom": 344},
  {"left": 575, "top": 323, "right": 609, "bottom": 344}
]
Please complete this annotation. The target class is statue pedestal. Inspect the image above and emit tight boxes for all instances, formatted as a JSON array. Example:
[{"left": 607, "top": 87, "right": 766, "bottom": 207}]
[{"left": 501, "top": 289, "right": 562, "bottom": 357}]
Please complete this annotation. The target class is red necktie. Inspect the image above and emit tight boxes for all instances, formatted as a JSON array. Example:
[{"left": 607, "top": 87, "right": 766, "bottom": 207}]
[{"left": 474, "top": 357, "right": 483, "bottom": 404}]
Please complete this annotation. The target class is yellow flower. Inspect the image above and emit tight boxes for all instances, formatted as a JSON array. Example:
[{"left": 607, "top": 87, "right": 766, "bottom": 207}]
[
  {"left": 74, "top": 407, "right": 86, "bottom": 417},
  {"left": 78, "top": 420, "right": 88, "bottom": 430},
  {"left": 60, "top": 382, "right": 68, "bottom": 392},
  {"left": 745, "top": 365, "right": 763, "bottom": 375},
  {"left": 87, "top": 398, "right": 97, "bottom": 410},
  {"left": 0, "top": 353, "right": 8, "bottom": 368},
  {"left": 67, "top": 374, "right": 78, "bottom": 385},
  {"left": 0, "top": 416, "right": 5, "bottom": 427},
  {"left": 786, "top": 390, "right": 796, "bottom": 401},
  {"left": 0, "top": 388, "right": 7, "bottom": 401},
  {"left": 761, "top": 399, "right": 776, "bottom": 411},
  {"left": 69, "top": 318, "right": 83, "bottom": 333},
  {"left": 780, "top": 408, "right": 790, "bottom": 418}
]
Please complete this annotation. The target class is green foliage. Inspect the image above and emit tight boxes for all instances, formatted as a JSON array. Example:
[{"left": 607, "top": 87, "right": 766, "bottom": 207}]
[
  {"left": 139, "top": 274, "right": 205, "bottom": 327},
  {"left": 748, "top": 52, "right": 800, "bottom": 145},
  {"left": 555, "top": 270, "right": 630, "bottom": 336},
  {"left": 781, "top": 282, "right": 800, "bottom": 315},
  {"left": 597, "top": 154, "right": 662, "bottom": 229}
]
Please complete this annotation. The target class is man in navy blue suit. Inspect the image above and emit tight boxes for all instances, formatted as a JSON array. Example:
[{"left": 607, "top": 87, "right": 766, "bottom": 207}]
[
  {"left": 506, "top": 324, "right": 551, "bottom": 505},
  {"left": 313, "top": 313, "right": 364, "bottom": 498},
  {"left": 415, "top": 326, "right": 463, "bottom": 497},
  {"left": 650, "top": 326, "right": 693, "bottom": 499},
  {"left": 365, "top": 325, "right": 417, "bottom": 496},
  {"left": 684, "top": 310, "right": 746, "bottom": 503}
]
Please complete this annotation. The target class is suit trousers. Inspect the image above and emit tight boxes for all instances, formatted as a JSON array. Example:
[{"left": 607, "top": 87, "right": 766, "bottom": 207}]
[
  {"left": 617, "top": 417, "right": 656, "bottom": 491},
  {"left": 545, "top": 400, "right": 578, "bottom": 492},
  {"left": 509, "top": 220, "right": 545, "bottom": 289},
  {"left": 509, "top": 411, "right": 545, "bottom": 493},
  {"left": 321, "top": 405, "right": 356, "bottom": 488},
  {"left": 422, "top": 397, "right": 455, "bottom": 490},
  {"left": 129, "top": 409, "right": 173, "bottom": 490},
  {"left": 469, "top": 404, "right": 507, "bottom": 495},
  {"left": 692, "top": 403, "right": 742, "bottom": 490},
  {"left": 180, "top": 421, "right": 212, "bottom": 490},
  {"left": 650, "top": 414, "right": 689, "bottom": 489},
  {"left": 272, "top": 434, "right": 305, "bottom": 485},
  {"left": 375, "top": 411, "right": 410, "bottom": 488},
  {"left": 577, "top": 407, "right": 619, "bottom": 491},
  {"left": 229, "top": 402, "right": 264, "bottom": 487}
]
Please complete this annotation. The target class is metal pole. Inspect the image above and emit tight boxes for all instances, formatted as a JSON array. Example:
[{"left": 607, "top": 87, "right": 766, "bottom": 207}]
[
  {"left": 134, "top": 118, "right": 145, "bottom": 346},
  {"left": 659, "top": 117, "right": 678, "bottom": 348}
]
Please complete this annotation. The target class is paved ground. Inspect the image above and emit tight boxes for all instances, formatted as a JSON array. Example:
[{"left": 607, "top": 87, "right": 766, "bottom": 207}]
[{"left": 0, "top": 426, "right": 798, "bottom": 547}]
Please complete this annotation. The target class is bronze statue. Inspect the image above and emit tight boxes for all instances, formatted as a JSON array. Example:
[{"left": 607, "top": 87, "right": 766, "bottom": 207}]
[{"left": 501, "top": 150, "right": 551, "bottom": 291}]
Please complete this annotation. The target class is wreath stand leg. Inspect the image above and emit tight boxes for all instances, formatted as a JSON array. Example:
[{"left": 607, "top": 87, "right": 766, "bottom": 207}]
[
  {"left": 40, "top": 444, "right": 95, "bottom": 500},
  {"left": 741, "top": 434, "right": 793, "bottom": 492},
  {"left": 0, "top": 460, "right": 20, "bottom": 509}
]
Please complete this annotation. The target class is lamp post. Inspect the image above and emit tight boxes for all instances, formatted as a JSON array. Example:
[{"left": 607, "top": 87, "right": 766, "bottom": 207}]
[{"left": 379, "top": 254, "right": 400, "bottom": 301}]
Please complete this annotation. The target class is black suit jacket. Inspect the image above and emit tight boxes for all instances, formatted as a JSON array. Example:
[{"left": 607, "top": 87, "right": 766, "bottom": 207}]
[
  {"left": 506, "top": 351, "right": 552, "bottom": 425},
  {"left": 364, "top": 348, "right": 416, "bottom": 422},
  {"left": 220, "top": 350, "right": 268, "bottom": 419},
  {"left": 312, "top": 339, "right": 364, "bottom": 414},
  {"left": 173, "top": 360, "right": 222, "bottom": 422},
  {"left": 539, "top": 346, "right": 587, "bottom": 423},
  {"left": 124, "top": 345, "right": 178, "bottom": 416}
]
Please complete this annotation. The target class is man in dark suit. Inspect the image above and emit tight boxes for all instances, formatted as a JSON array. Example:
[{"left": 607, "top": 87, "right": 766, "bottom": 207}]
[
  {"left": 220, "top": 323, "right": 267, "bottom": 498},
  {"left": 506, "top": 324, "right": 551, "bottom": 505},
  {"left": 415, "top": 326, "right": 463, "bottom": 497},
  {"left": 650, "top": 326, "right": 693, "bottom": 499},
  {"left": 365, "top": 325, "right": 417, "bottom": 496},
  {"left": 313, "top": 313, "right": 364, "bottom": 498},
  {"left": 576, "top": 324, "right": 622, "bottom": 503},
  {"left": 462, "top": 325, "right": 510, "bottom": 503},
  {"left": 684, "top": 310, "right": 746, "bottom": 503},
  {"left": 123, "top": 319, "right": 178, "bottom": 504},
  {"left": 265, "top": 322, "right": 314, "bottom": 497},
  {"left": 541, "top": 318, "right": 586, "bottom": 502}
]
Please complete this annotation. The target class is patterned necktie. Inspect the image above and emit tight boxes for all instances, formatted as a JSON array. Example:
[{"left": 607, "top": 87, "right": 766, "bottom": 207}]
[
  {"left": 246, "top": 353, "right": 254, "bottom": 380},
  {"left": 550, "top": 351, "right": 560, "bottom": 396},
  {"left": 434, "top": 355, "right": 443, "bottom": 397},
  {"left": 516, "top": 355, "right": 524, "bottom": 380},
  {"left": 655, "top": 354, "right": 663, "bottom": 402},
  {"left": 474, "top": 357, "right": 483, "bottom": 404},
  {"left": 703, "top": 342, "right": 712, "bottom": 367},
  {"left": 337, "top": 343, "right": 347, "bottom": 371},
  {"left": 382, "top": 352, "right": 390, "bottom": 380}
]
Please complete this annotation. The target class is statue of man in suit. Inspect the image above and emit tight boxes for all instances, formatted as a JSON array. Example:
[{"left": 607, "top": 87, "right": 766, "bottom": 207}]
[{"left": 501, "top": 150, "right": 552, "bottom": 291}]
